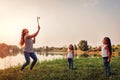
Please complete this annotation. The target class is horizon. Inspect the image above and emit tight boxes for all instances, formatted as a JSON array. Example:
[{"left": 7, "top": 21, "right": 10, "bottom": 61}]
[
  {"left": 0, "top": 40, "right": 120, "bottom": 48},
  {"left": 0, "top": 0, "right": 120, "bottom": 47}
]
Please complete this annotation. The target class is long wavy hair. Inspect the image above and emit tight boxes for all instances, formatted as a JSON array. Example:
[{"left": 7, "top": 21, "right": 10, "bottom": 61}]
[
  {"left": 104, "top": 37, "right": 112, "bottom": 55},
  {"left": 68, "top": 44, "right": 74, "bottom": 51},
  {"left": 19, "top": 29, "right": 27, "bottom": 47}
]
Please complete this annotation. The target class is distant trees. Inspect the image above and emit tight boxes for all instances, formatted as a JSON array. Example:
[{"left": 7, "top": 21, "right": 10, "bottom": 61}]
[
  {"left": 74, "top": 44, "right": 78, "bottom": 50},
  {"left": 34, "top": 46, "right": 67, "bottom": 53},
  {"left": 112, "top": 44, "right": 120, "bottom": 52},
  {"left": 78, "top": 40, "right": 89, "bottom": 51},
  {"left": 0, "top": 43, "right": 20, "bottom": 58}
]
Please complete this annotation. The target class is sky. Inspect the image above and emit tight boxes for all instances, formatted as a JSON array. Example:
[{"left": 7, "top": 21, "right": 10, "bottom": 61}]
[{"left": 0, "top": 0, "right": 120, "bottom": 47}]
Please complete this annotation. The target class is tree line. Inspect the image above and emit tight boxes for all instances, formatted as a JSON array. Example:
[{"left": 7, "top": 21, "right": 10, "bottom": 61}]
[{"left": 0, "top": 41, "right": 120, "bottom": 58}]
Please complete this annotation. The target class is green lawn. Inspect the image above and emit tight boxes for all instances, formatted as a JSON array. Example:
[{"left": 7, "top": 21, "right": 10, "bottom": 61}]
[{"left": 0, "top": 57, "right": 120, "bottom": 80}]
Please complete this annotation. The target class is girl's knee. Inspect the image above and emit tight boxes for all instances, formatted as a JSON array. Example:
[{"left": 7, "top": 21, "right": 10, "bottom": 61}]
[{"left": 26, "top": 61, "right": 30, "bottom": 64}]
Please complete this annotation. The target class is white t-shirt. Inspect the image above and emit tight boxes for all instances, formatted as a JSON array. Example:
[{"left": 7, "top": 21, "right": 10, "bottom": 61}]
[
  {"left": 101, "top": 45, "right": 108, "bottom": 57},
  {"left": 67, "top": 51, "right": 73, "bottom": 58}
]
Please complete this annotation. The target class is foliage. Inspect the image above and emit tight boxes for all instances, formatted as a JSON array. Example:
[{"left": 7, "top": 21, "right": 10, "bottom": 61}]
[
  {"left": 74, "top": 44, "right": 77, "bottom": 50},
  {"left": 0, "top": 43, "right": 20, "bottom": 58},
  {"left": 34, "top": 47, "right": 67, "bottom": 52},
  {"left": 0, "top": 57, "right": 120, "bottom": 80},
  {"left": 91, "top": 53, "right": 101, "bottom": 57},
  {"left": 78, "top": 40, "right": 88, "bottom": 51},
  {"left": 80, "top": 53, "right": 89, "bottom": 58},
  {"left": 112, "top": 44, "right": 120, "bottom": 52}
]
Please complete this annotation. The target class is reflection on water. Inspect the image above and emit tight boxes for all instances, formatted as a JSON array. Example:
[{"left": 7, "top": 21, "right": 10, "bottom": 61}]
[{"left": 0, "top": 53, "right": 64, "bottom": 70}]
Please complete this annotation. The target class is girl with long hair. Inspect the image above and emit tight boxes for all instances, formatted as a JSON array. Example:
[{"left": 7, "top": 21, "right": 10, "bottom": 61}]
[
  {"left": 96, "top": 37, "right": 112, "bottom": 77},
  {"left": 66, "top": 44, "right": 74, "bottom": 70},
  {"left": 101, "top": 37, "right": 112, "bottom": 77}
]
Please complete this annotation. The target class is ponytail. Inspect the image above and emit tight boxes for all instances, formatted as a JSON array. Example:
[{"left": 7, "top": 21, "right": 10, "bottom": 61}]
[{"left": 19, "top": 29, "right": 26, "bottom": 47}]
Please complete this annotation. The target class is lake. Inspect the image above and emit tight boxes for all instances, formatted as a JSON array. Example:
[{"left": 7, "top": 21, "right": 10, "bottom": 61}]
[{"left": 0, "top": 52, "right": 64, "bottom": 70}]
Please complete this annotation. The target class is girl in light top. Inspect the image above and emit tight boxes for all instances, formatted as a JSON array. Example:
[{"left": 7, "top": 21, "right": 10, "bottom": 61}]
[
  {"left": 66, "top": 44, "right": 74, "bottom": 70},
  {"left": 97, "top": 37, "right": 112, "bottom": 77},
  {"left": 19, "top": 25, "right": 40, "bottom": 71}
]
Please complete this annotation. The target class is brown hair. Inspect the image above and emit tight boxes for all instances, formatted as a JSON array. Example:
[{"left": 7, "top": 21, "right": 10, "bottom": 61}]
[
  {"left": 19, "top": 29, "right": 27, "bottom": 47},
  {"left": 104, "top": 37, "right": 112, "bottom": 55},
  {"left": 69, "top": 44, "right": 74, "bottom": 50}
]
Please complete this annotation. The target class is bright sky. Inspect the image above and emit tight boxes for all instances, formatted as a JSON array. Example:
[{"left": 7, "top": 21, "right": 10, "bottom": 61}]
[{"left": 0, "top": 0, "right": 120, "bottom": 47}]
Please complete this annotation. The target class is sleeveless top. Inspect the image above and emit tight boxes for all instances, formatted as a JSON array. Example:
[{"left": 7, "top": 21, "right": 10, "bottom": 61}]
[
  {"left": 101, "top": 45, "right": 108, "bottom": 57},
  {"left": 24, "top": 35, "right": 34, "bottom": 52},
  {"left": 67, "top": 51, "right": 73, "bottom": 58}
]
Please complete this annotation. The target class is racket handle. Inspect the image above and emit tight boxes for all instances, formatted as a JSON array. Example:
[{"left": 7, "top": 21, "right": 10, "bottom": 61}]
[{"left": 37, "top": 16, "right": 40, "bottom": 25}]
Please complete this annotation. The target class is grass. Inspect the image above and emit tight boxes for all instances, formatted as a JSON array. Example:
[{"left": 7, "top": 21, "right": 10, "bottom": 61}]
[{"left": 0, "top": 57, "right": 120, "bottom": 80}]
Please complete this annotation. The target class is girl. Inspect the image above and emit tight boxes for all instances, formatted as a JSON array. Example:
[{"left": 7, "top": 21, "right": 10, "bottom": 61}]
[
  {"left": 97, "top": 37, "right": 112, "bottom": 77},
  {"left": 66, "top": 44, "right": 74, "bottom": 70},
  {"left": 19, "top": 25, "right": 40, "bottom": 71}
]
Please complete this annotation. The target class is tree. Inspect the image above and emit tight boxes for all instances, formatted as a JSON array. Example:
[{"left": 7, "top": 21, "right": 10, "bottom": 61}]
[
  {"left": 74, "top": 44, "right": 77, "bottom": 50},
  {"left": 74, "top": 44, "right": 78, "bottom": 56},
  {"left": 78, "top": 40, "right": 88, "bottom": 51},
  {"left": 88, "top": 45, "right": 92, "bottom": 51}
]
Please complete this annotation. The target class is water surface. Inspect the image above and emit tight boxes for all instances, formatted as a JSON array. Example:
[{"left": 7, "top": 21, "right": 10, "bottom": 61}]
[{"left": 0, "top": 53, "right": 64, "bottom": 70}]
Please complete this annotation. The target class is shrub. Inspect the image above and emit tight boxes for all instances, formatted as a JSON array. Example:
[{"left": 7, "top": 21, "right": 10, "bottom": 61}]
[
  {"left": 80, "top": 53, "right": 89, "bottom": 58},
  {"left": 118, "top": 52, "right": 120, "bottom": 56},
  {"left": 93, "top": 54, "right": 97, "bottom": 57}
]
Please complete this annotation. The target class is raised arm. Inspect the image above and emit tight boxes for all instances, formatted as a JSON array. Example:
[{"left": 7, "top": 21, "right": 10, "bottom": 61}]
[{"left": 26, "top": 25, "right": 40, "bottom": 39}]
